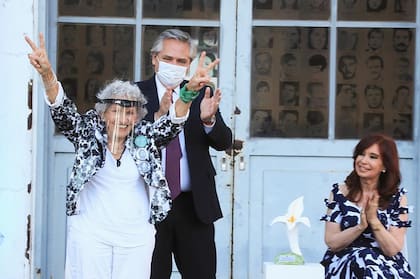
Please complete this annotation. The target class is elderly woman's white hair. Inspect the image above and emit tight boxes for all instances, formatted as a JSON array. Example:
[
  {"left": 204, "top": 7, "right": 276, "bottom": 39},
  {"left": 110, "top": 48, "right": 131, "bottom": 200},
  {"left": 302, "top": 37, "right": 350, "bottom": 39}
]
[{"left": 95, "top": 79, "right": 148, "bottom": 121}]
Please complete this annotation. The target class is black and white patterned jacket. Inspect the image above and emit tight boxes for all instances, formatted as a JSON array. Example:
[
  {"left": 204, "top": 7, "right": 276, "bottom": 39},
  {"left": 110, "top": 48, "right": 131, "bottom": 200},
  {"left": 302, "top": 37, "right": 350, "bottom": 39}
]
[{"left": 49, "top": 88, "right": 185, "bottom": 224}]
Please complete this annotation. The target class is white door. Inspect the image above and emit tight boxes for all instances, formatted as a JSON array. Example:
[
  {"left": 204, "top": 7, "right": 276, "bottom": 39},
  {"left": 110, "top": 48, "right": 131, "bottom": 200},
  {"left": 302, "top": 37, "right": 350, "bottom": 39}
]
[
  {"left": 41, "top": 1, "right": 238, "bottom": 278},
  {"left": 231, "top": 0, "right": 418, "bottom": 278}
]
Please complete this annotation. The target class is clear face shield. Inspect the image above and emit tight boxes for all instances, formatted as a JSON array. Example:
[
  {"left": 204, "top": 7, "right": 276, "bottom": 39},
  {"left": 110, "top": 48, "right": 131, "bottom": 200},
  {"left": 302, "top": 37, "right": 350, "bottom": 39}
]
[{"left": 101, "top": 98, "right": 143, "bottom": 154}]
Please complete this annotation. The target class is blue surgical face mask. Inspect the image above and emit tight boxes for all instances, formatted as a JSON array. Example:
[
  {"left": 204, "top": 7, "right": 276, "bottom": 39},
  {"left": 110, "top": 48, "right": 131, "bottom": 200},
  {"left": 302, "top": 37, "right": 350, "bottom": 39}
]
[{"left": 156, "top": 59, "right": 187, "bottom": 89}]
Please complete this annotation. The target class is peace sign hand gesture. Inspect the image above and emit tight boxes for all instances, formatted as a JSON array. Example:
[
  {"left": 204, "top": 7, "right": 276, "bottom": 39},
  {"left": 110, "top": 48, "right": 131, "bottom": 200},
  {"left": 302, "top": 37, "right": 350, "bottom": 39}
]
[
  {"left": 25, "top": 33, "right": 53, "bottom": 76},
  {"left": 185, "top": 51, "right": 219, "bottom": 92},
  {"left": 25, "top": 33, "right": 59, "bottom": 101}
]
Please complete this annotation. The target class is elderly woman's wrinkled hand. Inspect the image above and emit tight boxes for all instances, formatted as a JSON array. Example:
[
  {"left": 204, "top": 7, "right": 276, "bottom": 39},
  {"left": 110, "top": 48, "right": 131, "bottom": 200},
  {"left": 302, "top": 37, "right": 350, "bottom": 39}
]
[
  {"left": 25, "top": 33, "right": 59, "bottom": 99},
  {"left": 25, "top": 33, "right": 53, "bottom": 76},
  {"left": 186, "top": 51, "right": 219, "bottom": 92}
]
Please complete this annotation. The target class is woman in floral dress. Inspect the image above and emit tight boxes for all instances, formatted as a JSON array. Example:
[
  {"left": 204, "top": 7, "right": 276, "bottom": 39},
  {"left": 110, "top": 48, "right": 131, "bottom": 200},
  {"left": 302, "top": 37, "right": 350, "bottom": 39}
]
[{"left": 321, "top": 133, "right": 416, "bottom": 278}]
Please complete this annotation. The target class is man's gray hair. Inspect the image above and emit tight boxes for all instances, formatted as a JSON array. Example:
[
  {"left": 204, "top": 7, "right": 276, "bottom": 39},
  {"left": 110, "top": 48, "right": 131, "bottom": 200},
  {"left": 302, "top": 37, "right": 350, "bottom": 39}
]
[
  {"left": 150, "top": 29, "right": 198, "bottom": 60},
  {"left": 95, "top": 79, "right": 148, "bottom": 121}
]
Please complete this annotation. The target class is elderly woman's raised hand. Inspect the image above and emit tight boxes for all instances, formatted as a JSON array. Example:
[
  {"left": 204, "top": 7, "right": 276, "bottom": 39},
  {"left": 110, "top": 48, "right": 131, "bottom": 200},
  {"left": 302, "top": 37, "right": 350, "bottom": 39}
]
[
  {"left": 186, "top": 51, "right": 219, "bottom": 92},
  {"left": 25, "top": 33, "right": 59, "bottom": 101},
  {"left": 25, "top": 33, "right": 53, "bottom": 76}
]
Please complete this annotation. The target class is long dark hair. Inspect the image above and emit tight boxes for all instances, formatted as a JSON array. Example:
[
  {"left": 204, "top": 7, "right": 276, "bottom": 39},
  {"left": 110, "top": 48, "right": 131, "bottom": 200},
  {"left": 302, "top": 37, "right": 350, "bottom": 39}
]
[{"left": 345, "top": 133, "right": 400, "bottom": 208}]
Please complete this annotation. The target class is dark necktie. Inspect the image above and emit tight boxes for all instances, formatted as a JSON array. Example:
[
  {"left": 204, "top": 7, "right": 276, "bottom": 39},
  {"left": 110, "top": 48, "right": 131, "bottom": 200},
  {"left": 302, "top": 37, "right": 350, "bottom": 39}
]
[
  {"left": 166, "top": 136, "right": 182, "bottom": 199},
  {"left": 165, "top": 90, "right": 182, "bottom": 199}
]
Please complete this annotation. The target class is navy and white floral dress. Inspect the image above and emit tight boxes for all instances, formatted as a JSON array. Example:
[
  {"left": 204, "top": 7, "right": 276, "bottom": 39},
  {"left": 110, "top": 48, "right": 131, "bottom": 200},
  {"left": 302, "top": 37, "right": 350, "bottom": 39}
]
[{"left": 320, "top": 183, "right": 415, "bottom": 279}]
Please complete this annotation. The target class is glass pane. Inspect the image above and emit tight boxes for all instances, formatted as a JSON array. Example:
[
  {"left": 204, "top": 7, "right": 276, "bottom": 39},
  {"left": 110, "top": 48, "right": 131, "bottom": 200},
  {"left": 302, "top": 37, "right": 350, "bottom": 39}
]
[
  {"left": 141, "top": 26, "right": 219, "bottom": 88},
  {"left": 58, "top": 0, "right": 135, "bottom": 17},
  {"left": 143, "top": 0, "right": 220, "bottom": 20},
  {"left": 253, "top": 0, "right": 330, "bottom": 20},
  {"left": 57, "top": 24, "right": 135, "bottom": 113},
  {"left": 251, "top": 27, "right": 330, "bottom": 138},
  {"left": 338, "top": 0, "right": 416, "bottom": 21},
  {"left": 335, "top": 28, "right": 414, "bottom": 140}
]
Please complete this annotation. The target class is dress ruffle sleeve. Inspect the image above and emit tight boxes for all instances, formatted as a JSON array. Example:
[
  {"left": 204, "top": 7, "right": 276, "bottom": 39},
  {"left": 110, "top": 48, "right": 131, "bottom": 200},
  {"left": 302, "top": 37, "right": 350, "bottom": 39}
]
[
  {"left": 387, "top": 187, "right": 412, "bottom": 228},
  {"left": 320, "top": 183, "right": 342, "bottom": 223}
]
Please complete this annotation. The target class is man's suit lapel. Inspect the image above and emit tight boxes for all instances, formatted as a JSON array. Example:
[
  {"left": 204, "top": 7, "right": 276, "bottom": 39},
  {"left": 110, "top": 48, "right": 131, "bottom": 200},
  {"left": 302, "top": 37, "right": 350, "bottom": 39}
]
[{"left": 140, "top": 77, "right": 160, "bottom": 122}]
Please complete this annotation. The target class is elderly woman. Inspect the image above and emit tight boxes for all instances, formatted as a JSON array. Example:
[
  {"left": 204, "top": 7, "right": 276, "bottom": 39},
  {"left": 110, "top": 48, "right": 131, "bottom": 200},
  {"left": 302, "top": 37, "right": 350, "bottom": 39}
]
[
  {"left": 321, "top": 133, "right": 415, "bottom": 278},
  {"left": 25, "top": 33, "right": 220, "bottom": 279}
]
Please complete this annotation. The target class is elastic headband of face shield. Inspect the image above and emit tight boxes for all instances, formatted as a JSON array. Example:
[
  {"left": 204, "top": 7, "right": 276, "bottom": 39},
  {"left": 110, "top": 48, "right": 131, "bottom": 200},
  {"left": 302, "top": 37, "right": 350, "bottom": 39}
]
[{"left": 101, "top": 98, "right": 144, "bottom": 108}]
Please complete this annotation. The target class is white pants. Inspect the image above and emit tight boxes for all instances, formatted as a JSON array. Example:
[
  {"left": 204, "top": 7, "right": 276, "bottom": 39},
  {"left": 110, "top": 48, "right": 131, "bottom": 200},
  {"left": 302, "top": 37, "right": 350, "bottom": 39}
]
[{"left": 65, "top": 228, "right": 155, "bottom": 279}]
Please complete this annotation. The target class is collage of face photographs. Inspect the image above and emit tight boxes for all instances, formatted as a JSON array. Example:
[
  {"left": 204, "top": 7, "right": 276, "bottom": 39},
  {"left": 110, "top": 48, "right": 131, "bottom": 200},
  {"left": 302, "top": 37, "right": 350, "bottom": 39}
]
[
  {"left": 59, "top": 0, "right": 220, "bottom": 18},
  {"left": 250, "top": 0, "right": 415, "bottom": 139},
  {"left": 336, "top": 27, "right": 414, "bottom": 140},
  {"left": 251, "top": 26, "right": 330, "bottom": 138},
  {"left": 253, "top": 0, "right": 331, "bottom": 20},
  {"left": 57, "top": 0, "right": 415, "bottom": 140},
  {"left": 253, "top": 0, "right": 415, "bottom": 21},
  {"left": 338, "top": 0, "right": 416, "bottom": 21},
  {"left": 58, "top": 24, "right": 134, "bottom": 112},
  {"left": 59, "top": 0, "right": 135, "bottom": 17},
  {"left": 142, "top": 0, "right": 220, "bottom": 19}
]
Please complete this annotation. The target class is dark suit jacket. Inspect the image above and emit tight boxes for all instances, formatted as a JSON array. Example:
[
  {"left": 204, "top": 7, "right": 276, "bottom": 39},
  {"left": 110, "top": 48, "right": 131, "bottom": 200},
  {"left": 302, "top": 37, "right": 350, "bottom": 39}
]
[{"left": 136, "top": 76, "right": 233, "bottom": 224}]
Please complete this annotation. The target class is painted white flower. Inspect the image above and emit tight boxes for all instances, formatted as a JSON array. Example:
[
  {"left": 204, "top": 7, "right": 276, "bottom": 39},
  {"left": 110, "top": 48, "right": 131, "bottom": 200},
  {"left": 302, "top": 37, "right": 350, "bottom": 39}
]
[{"left": 270, "top": 196, "right": 311, "bottom": 256}]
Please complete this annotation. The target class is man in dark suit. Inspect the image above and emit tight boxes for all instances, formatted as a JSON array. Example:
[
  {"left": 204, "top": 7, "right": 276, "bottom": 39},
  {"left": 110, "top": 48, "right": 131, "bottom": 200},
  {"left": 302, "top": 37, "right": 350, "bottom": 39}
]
[{"left": 136, "top": 29, "right": 232, "bottom": 279}]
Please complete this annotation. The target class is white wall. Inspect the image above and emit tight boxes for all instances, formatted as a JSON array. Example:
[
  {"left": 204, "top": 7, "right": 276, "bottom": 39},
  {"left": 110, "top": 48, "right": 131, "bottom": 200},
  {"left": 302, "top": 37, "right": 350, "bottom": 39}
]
[{"left": 0, "top": 0, "right": 35, "bottom": 278}]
